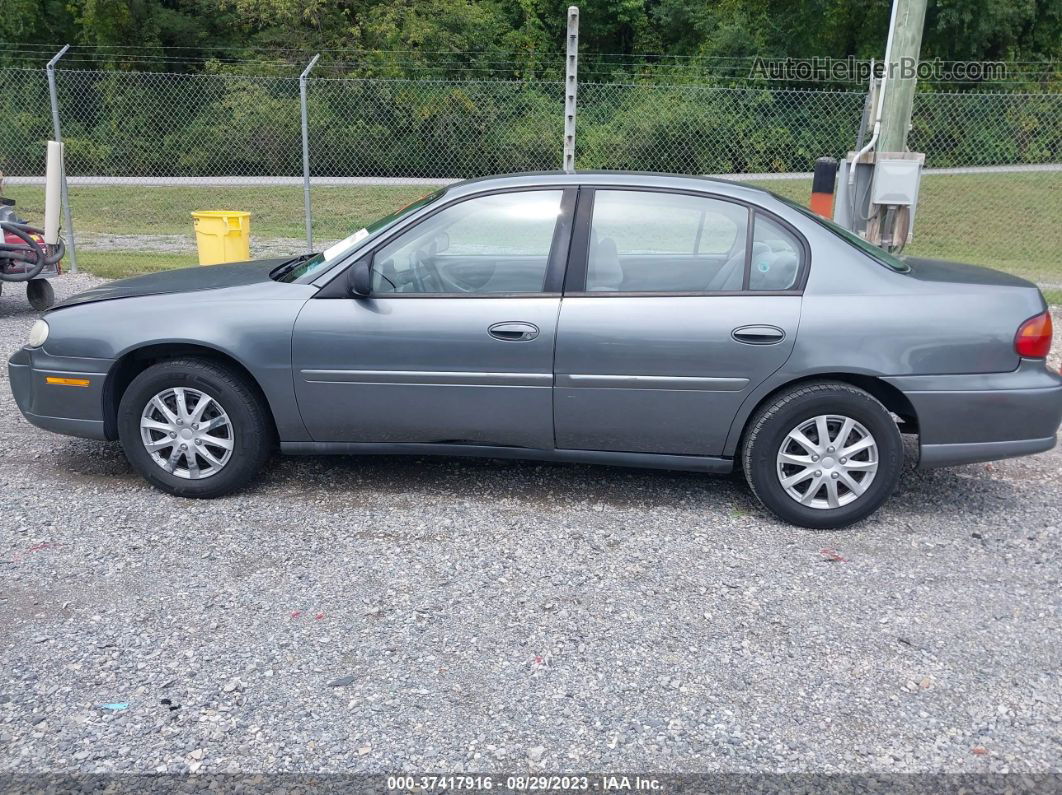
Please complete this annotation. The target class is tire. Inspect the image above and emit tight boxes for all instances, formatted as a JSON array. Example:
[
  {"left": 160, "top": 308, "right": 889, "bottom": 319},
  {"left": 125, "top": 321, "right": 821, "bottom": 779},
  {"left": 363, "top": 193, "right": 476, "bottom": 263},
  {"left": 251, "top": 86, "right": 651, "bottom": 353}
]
[
  {"left": 741, "top": 382, "right": 903, "bottom": 529},
  {"left": 117, "top": 358, "right": 273, "bottom": 498},
  {"left": 27, "top": 279, "right": 54, "bottom": 311}
]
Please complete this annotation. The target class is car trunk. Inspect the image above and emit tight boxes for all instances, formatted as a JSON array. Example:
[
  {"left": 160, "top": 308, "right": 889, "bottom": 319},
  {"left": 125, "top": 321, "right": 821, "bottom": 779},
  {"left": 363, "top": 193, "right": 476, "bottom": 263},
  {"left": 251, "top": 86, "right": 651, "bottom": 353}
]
[{"left": 903, "top": 257, "right": 1041, "bottom": 290}]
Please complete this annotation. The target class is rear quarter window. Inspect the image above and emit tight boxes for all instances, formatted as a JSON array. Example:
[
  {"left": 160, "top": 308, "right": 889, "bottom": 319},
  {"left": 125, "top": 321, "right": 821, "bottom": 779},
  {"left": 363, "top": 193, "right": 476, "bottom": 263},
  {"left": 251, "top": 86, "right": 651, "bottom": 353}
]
[{"left": 749, "top": 214, "right": 804, "bottom": 291}]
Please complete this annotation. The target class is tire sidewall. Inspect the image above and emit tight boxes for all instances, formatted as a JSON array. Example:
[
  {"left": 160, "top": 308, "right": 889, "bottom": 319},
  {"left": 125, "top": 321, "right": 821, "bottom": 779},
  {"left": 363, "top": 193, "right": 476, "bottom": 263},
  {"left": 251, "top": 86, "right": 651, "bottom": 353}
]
[
  {"left": 27, "top": 279, "right": 55, "bottom": 311},
  {"left": 118, "top": 361, "right": 267, "bottom": 498},
  {"left": 747, "top": 387, "right": 903, "bottom": 529}
]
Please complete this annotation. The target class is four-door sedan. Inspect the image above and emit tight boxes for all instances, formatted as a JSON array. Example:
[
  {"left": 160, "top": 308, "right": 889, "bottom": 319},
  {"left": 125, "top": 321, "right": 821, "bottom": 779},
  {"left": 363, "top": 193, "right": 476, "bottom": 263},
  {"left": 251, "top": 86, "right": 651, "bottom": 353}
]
[{"left": 9, "top": 172, "right": 1062, "bottom": 527}]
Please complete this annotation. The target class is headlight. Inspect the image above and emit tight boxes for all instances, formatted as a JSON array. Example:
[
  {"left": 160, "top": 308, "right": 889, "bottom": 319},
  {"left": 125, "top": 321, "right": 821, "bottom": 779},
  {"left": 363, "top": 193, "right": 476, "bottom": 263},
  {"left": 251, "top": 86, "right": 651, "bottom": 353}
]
[{"left": 27, "top": 319, "right": 49, "bottom": 348}]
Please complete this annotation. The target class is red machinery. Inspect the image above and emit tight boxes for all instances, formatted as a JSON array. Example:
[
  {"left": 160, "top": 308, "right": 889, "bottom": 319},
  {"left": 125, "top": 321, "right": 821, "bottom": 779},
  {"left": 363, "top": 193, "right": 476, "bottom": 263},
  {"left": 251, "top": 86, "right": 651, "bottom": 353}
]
[{"left": 1, "top": 182, "right": 63, "bottom": 311}]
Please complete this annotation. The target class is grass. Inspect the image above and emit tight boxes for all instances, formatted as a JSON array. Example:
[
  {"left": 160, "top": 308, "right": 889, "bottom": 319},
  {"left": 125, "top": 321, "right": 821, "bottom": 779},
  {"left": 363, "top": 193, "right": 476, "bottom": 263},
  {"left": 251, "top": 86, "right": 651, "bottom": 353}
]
[
  {"left": 749, "top": 172, "right": 1062, "bottom": 301},
  {"left": 73, "top": 251, "right": 200, "bottom": 280},
  {"left": 5, "top": 174, "right": 1060, "bottom": 303},
  {"left": 4, "top": 184, "right": 431, "bottom": 240},
  {"left": 900, "top": 172, "right": 1061, "bottom": 280}
]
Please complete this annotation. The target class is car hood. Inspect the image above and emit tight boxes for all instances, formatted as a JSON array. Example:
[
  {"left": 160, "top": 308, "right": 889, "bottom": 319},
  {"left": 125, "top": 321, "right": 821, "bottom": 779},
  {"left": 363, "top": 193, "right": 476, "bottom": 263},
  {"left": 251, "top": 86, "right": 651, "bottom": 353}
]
[{"left": 54, "top": 258, "right": 289, "bottom": 309}]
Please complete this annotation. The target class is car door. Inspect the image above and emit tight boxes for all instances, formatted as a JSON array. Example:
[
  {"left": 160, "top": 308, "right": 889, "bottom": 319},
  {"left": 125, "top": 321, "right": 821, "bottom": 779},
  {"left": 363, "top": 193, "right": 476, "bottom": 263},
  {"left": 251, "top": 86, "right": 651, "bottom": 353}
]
[
  {"left": 292, "top": 187, "right": 574, "bottom": 447},
  {"left": 553, "top": 187, "right": 805, "bottom": 456}
]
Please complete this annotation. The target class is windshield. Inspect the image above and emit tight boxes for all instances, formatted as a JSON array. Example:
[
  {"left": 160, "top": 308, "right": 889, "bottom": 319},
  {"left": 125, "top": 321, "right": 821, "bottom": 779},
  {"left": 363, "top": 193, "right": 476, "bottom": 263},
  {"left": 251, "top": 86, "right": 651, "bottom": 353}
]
[
  {"left": 780, "top": 197, "right": 910, "bottom": 273},
  {"left": 273, "top": 189, "right": 445, "bottom": 282}
]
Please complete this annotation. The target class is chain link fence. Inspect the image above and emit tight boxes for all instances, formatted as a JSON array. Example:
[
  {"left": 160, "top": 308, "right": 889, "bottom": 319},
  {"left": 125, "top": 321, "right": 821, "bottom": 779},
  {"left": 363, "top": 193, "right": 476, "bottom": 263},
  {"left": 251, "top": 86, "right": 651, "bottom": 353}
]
[
  {"left": 0, "top": 68, "right": 53, "bottom": 176},
  {"left": 0, "top": 67, "right": 1059, "bottom": 299},
  {"left": 575, "top": 83, "right": 870, "bottom": 174},
  {"left": 308, "top": 78, "right": 563, "bottom": 179},
  {"left": 906, "top": 91, "right": 1061, "bottom": 298}
]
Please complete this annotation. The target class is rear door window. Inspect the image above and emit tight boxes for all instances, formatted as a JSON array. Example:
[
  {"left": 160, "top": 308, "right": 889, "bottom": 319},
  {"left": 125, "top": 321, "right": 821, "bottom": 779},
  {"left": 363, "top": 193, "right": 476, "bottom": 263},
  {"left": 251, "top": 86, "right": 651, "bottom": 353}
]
[{"left": 584, "top": 190, "right": 750, "bottom": 292}]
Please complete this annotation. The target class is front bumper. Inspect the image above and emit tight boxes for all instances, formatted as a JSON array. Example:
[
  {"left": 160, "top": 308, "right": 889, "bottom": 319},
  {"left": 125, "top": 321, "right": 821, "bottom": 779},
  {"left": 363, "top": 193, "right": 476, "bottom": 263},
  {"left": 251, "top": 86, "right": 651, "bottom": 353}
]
[
  {"left": 885, "top": 359, "right": 1062, "bottom": 468},
  {"left": 8, "top": 347, "right": 113, "bottom": 441}
]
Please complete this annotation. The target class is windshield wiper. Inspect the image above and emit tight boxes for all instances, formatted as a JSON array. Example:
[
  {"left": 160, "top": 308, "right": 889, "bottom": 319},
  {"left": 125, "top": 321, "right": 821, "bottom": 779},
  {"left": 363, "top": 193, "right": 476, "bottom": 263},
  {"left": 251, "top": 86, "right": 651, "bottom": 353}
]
[{"left": 270, "top": 252, "right": 318, "bottom": 280}]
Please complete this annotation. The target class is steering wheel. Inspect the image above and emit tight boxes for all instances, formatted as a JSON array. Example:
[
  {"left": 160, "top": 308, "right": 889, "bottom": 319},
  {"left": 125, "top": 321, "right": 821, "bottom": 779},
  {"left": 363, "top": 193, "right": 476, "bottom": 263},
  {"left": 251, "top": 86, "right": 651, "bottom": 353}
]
[
  {"left": 412, "top": 239, "right": 487, "bottom": 294},
  {"left": 410, "top": 243, "right": 443, "bottom": 292},
  {"left": 430, "top": 263, "right": 486, "bottom": 294}
]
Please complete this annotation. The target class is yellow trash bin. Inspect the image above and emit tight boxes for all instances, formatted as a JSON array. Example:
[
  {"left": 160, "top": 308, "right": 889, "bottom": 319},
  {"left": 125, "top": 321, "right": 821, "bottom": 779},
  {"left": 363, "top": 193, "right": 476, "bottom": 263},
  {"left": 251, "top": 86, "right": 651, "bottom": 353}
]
[{"left": 191, "top": 211, "right": 251, "bottom": 265}]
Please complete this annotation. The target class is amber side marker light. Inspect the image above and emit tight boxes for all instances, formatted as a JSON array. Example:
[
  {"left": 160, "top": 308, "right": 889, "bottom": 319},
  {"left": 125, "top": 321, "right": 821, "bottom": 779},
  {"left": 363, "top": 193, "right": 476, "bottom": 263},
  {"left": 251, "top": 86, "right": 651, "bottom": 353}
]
[
  {"left": 45, "top": 377, "right": 91, "bottom": 387},
  {"left": 1014, "top": 311, "right": 1053, "bottom": 359}
]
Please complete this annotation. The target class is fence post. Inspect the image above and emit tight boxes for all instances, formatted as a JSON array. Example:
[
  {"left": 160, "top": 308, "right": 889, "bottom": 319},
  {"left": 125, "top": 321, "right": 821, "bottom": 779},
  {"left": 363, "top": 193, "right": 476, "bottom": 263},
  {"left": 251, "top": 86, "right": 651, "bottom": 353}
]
[
  {"left": 46, "top": 45, "right": 77, "bottom": 273},
  {"left": 300, "top": 53, "right": 321, "bottom": 253},
  {"left": 563, "top": 7, "right": 579, "bottom": 173}
]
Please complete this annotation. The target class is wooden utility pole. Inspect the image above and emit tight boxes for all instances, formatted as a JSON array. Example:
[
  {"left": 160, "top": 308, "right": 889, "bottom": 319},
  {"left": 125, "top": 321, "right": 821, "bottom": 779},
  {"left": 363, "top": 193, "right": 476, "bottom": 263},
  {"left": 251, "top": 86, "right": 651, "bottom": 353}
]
[{"left": 877, "top": 0, "right": 928, "bottom": 153}]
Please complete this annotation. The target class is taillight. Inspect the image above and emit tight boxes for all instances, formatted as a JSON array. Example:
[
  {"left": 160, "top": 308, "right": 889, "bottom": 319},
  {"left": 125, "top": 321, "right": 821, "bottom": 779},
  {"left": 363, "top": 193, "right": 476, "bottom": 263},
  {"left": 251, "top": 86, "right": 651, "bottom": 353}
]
[{"left": 1014, "top": 311, "right": 1053, "bottom": 358}]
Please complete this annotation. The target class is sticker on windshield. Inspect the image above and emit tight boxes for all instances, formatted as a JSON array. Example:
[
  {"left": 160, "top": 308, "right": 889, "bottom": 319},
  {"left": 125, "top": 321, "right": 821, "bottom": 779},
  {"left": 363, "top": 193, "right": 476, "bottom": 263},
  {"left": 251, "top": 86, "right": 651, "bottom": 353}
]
[{"left": 323, "top": 228, "right": 369, "bottom": 261}]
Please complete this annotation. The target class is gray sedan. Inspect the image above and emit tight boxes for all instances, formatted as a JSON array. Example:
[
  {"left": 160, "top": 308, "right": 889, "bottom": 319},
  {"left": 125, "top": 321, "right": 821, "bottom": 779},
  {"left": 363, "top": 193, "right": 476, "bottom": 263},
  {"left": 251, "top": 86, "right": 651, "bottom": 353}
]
[{"left": 8, "top": 172, "right": 1062, "bottom": 527}]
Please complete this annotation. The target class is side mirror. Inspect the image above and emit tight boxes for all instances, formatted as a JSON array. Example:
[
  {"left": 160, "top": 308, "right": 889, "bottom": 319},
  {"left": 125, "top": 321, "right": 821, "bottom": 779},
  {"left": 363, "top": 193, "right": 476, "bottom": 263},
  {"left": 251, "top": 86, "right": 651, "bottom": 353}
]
[{"left": 348, "top": 256, "right": 373, "bottom": 297}]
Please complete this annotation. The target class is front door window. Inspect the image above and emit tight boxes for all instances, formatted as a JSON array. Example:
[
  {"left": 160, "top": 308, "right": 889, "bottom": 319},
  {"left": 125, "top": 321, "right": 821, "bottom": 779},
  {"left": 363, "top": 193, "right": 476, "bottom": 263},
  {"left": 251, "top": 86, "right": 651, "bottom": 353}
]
[{"left": 371, "top": 190, "right": 564, "bottom": 294}]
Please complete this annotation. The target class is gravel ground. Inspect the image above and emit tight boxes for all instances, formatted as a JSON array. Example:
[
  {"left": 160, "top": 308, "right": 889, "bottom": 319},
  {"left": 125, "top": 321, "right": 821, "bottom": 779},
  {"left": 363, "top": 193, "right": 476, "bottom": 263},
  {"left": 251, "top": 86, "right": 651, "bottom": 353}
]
[{"left": 0, "top": 275, "right": 1060, "bottom": 775}]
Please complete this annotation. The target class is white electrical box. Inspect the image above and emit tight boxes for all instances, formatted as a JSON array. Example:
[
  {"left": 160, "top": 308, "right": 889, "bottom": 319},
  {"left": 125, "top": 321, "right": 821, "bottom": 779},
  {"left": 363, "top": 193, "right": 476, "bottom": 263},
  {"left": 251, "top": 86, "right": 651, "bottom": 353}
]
[{"left": 870, "top": 157, "right": 922, "bottom": 206}]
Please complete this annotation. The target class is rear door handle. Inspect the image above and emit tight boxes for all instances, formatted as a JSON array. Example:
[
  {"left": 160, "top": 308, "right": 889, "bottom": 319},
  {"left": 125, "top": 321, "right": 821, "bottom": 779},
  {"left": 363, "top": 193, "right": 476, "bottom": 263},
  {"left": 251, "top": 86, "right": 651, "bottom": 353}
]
[
  {"left": 732, "top": 324, "right": 786, "bottom": 345},
  {"left": 488, "top": 321, "right": 539, "bottom": 342}
]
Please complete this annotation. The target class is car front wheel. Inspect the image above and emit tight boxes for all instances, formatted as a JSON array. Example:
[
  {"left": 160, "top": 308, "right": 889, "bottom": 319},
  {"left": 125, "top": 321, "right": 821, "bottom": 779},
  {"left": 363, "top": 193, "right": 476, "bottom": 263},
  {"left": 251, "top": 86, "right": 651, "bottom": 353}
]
[
  {"left": 117, "top": 358, "right": 273, "bottom": 498},
  {"left": 741, "top": 382, "right": 903, "bottom": 529}
]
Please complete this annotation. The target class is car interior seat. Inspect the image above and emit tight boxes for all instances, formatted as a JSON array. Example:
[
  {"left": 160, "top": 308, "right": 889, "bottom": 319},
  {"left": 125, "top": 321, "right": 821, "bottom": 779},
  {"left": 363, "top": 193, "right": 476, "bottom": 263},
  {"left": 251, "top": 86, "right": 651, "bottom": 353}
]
[
  {"left": 749, "top": 240, "right": 799, "bottom": 290},
  {"left": 587, "top": 235, "right": 623, "bottom": 291},
  {"left": 705, "top": 241, "right": 770, "bottom": 291}
]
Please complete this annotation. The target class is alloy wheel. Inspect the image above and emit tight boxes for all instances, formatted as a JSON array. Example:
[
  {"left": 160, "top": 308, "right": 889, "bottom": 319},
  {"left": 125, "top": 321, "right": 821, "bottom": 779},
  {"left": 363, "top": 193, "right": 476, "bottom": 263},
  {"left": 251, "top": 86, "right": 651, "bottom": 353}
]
[
  {"left": 139, "top": 387, "right": 234, "bottom": 479},
  {"left": 775, "top": 414, "right": 878, "bottom": 509}
]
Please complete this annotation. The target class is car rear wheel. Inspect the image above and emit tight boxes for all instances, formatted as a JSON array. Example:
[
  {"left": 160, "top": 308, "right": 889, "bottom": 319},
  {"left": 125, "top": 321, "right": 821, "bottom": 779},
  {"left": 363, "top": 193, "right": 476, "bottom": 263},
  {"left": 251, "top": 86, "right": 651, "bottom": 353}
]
[
  {"left": 117, "top": 358, "right": 273, "bottom": 498},
  {"left": 741, "top": 382, "right": 903, "bottom": 528}
]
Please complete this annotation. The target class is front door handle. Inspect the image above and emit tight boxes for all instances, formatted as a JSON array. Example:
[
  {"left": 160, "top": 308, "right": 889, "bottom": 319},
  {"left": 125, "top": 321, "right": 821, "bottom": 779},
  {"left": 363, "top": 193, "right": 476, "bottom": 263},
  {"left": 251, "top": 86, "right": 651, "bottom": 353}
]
[
  {"left": 489, "top": 321, "right": 539, "bottom": 342},
  {"left": 732, "top": 324, "right": 786, "bottom": 345}
]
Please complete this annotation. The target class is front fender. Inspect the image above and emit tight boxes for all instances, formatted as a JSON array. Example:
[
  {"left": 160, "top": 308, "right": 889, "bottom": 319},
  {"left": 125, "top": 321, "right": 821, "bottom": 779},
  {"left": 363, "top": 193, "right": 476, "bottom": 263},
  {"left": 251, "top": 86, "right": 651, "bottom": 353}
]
[{"left": 43, "top": 281, "right": 317, "bottom": 442}]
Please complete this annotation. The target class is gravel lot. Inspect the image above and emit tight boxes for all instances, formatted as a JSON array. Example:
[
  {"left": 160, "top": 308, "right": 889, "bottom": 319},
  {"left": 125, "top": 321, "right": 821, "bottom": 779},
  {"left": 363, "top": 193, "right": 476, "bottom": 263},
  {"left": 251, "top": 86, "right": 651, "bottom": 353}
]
[{"left": 1, "top": 275, "right": 1060, "bottom": 776}]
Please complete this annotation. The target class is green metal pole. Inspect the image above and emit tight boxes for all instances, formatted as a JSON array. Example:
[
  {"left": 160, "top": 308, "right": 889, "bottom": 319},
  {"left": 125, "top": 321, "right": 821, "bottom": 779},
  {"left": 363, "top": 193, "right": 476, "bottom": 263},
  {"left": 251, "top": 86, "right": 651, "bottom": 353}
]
[{"left": 877, "top": 0, "right": 928, "bottom": 153}]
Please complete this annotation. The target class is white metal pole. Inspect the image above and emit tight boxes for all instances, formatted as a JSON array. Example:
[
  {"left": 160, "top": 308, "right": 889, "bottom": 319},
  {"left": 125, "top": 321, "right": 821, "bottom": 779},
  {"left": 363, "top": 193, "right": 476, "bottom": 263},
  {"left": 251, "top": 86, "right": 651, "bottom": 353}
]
[
  {"left": 46, "top": 45, "right": 77, "bottom": 273},
  {"left": 563, "top": 7, "right": 579, "bottom": 173},
  {"left": 300, "top": 53, "right": 321, "bottom": 253}
]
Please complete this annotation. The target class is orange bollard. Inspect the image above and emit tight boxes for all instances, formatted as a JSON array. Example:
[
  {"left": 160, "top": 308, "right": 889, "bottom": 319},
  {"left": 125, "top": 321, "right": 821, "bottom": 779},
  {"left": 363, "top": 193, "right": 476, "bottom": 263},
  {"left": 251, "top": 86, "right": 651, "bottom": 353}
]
[{"left": 810, "top": 157, "right": 838, "bottom": 218}]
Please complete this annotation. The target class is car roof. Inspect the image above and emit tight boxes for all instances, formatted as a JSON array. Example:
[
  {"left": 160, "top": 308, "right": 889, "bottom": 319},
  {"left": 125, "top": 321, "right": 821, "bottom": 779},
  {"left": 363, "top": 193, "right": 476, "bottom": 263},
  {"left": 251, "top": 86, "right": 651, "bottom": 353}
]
[{"left": 444, "top": 170, "right": 777, "bottom": 204}]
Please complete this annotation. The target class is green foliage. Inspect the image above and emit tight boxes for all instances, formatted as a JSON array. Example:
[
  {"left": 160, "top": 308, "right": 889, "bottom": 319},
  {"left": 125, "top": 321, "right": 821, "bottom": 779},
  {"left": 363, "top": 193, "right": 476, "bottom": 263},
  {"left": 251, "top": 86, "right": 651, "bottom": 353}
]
[
  {"left": 169, "top": 80, "right": 303, "bottom": 175},
  {"left": 577, "top": 84, "right": 868, "bottom": 173},
  {"left": 0, "top": 0, "right": 77, "bottom": 44},
  {"left": 909, "top": 92, "right": 1062, "bottom": 167},
  {"left": 2, "top": 66, "right": 1058, "bottom": 180},
  {"left": 305, "top": 79, "right": 562, "bottom": 177},
  {"left": 2, "top": 0, "right": 1058, "bottom": 70},
  {"left": 0, "top": 1, "right": 1057, "bottom": 182},
  {"left": 0, "top": 68, "right": 53, "bottom": 175}
]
